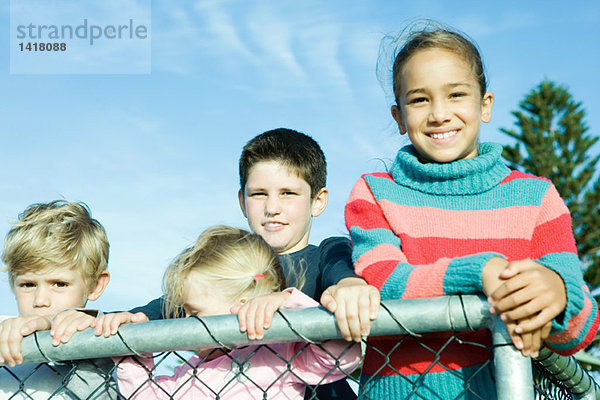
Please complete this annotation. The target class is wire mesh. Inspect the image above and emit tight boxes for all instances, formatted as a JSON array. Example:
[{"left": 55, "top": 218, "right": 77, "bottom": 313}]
[{"left": 0, "top": 296, "right": 596, "bottom": 399}]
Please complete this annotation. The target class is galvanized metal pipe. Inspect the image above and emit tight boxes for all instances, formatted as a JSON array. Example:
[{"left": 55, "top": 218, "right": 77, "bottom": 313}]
[
  {"left": 491, "top": 315, "right": 534, "bottom": 400},
  {"left": 535, "top": 347, "right": 600, "bottom": 400},
  {"left": 5, "top": 294, "right": 595, "bottom": 399},
  {"left": 16, "top": 295, "right": 493, "bottom": 364}
]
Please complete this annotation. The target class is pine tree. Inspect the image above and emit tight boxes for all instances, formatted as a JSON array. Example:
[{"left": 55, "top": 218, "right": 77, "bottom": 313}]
[{"left": 501, "top": 80, "right": 600, "bottom": 286}]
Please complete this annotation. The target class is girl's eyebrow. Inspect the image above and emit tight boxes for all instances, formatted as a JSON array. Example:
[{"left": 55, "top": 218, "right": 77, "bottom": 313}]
[
  {"left": 446, "top": 82, "right": 473, "bottom": 89},
  {"left": 406, "top": 82, "right": 473, "bottom": 96},
  {"left": 405, "top": 87, "right": 426, "bottom": 96}
]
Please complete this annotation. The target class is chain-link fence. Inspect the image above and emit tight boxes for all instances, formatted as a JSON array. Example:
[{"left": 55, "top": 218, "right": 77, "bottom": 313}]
[{"left": 1, "top": 295, "right": 598, "bottom": 399}]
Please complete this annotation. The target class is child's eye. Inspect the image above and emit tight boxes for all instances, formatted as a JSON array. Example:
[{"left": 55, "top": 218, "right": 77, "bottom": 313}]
[
  {"left": 249, "top": 192, "right": 266, "bottom": 197},
  {"left": 18, "top": 282, "right": 36, "bottom": 288},
  {"left": 450, "top": 92, "right": 466, "bottom": 99},
  {"left": 282, "top": 191, "right": 298, "bottom": 196},
  {"left": 408, "top": 97, "right": 427, "bottom": 104},
  {"left": 53, "top": 281, "right": 69, "bottom": 288}
]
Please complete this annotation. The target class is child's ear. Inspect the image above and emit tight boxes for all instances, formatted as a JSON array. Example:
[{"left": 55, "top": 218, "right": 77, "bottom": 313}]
[
  {"left": 480, "top": 92, "right": 494, "bottom": 123},
  {"left": 87, "top": 271, "right": 110, "bottom": 302},
  {"left": 391, "top": 105, "right": 407, "bottom": 134},
  {"left": 311, "top": 188, "right": 328, "bottom": 217},
  {"left": 238, "top": 189, "right": 248, "bottom": 218}
]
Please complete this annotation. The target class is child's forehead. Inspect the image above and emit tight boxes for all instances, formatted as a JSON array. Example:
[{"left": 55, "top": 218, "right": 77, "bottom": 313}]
[
  {"left": 247, "top": 160, "right": 307, "bottom": 186},
  {"left": 15, "top": 265, "right": 83, "bottom": 281}
]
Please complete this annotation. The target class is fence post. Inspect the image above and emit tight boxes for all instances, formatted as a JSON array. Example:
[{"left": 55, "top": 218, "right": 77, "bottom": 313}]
[{"left": 491, "top": 315, "right": 534, "bottom": 400}]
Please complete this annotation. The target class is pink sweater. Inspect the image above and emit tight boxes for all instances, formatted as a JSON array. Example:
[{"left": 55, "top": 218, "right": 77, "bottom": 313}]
[{"left": 115, "top": 289, "right": 361, "bottom": 399}]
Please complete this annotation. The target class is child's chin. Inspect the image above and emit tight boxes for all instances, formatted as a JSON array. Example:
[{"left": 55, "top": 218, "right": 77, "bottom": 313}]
[{"left": 198, "top": 347, "right": 229, "bottom": 361}]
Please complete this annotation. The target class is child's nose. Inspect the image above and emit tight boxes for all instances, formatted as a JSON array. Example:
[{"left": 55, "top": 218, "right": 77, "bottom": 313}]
[
  {"left": 428, "top": 100, "right": 451, "bottom": 124},
  {"left": 33, "top": 286, "right": 51, "bottom": 307},
  {"left": 264, "top": 196, "right": 282, "bottom": 215}
]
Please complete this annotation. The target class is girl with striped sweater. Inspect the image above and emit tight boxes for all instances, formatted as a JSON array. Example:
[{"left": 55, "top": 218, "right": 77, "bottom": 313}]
[{"left": 345, "top": 22, "right": 598, "bottom": 399}]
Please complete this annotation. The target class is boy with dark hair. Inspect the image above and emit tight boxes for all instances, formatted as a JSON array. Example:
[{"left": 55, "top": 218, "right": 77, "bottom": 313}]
[
  {"left": 234, "top": 128, "right": 379, "bottom": 400},
  {"left": 237, "top": 128, "right": 379, "bottom": 342}
]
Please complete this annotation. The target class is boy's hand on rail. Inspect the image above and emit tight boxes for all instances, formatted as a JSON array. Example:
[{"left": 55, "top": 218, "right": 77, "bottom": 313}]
[
  {"left": 0, "top": 316, "right": 51, "bottom": 366},
  {"left": 232, "top": 291, "right": 291, "bottom": 340},
  {"left": 320, "top": 277, "right": 380, "bottom": 342},
  {"left": 92, "top": 312, "right": 149, "bottom": 338},
  {"left": 488, "top": 259, "right": 566, "bottom": 334},
  {"left": 50, "top": 309, "right": 96, "bottom": 346}
]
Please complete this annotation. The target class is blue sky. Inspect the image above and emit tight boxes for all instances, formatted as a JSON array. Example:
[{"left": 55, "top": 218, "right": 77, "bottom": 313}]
[{"left": 1, "top": 0, "right": 599, "bottom": 315}]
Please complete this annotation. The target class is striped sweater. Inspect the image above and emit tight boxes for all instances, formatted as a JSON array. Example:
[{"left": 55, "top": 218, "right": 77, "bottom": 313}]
[{"left": 345, "top": 143, "right": 598, "bottom": 399}]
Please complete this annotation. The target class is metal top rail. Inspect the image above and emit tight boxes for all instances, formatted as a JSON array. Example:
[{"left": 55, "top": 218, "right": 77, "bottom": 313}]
[{"left": 2, "top": 295, "right": 598, "bottom": 400}]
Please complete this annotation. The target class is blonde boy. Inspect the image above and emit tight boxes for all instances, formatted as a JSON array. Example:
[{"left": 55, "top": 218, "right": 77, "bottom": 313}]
[{"left": 0, "top": 200, "right": 113, "bottom": 399}]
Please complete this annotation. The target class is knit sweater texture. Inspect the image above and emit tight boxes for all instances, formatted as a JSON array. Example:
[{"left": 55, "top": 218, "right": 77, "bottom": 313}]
[{"left": 345, "top": 143, "right": 599, "bottom": 400}]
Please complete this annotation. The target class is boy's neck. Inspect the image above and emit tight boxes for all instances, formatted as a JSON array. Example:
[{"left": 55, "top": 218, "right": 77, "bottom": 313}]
[{"left": 278, "top": 243, "right": 311, "bottom": 256}]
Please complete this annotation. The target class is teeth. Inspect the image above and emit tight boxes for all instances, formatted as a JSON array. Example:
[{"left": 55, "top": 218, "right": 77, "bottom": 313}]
[{"left": 431, "top": 130, "right": 457, "bottom": 139}]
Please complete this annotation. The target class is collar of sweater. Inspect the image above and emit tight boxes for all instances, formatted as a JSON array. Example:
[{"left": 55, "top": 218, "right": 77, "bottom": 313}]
[{"left": 390, "top": 142, "right": 511, "bottom": 195}]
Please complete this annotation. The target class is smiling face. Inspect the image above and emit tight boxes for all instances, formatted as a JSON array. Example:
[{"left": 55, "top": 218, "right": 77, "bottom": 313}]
[
  {"left": 392, "top": 48, "right": 493, "bottom": 163},
  {"left": 238, "top": 160, "right": 328, "bottom": 254},
  {"left": 13, "top": 266, "right": 107, "bottom": 318}
]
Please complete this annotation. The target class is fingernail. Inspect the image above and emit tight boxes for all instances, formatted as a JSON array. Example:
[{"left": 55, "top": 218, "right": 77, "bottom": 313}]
[
  {"left": 532, "top": 352, "right": 539, "bottom": 358},
  {"left": 500, "top": 314, "right": 507, "bottom": 322},
  {"left": 515, "top": 326, "right": 522, "bottom": 334},
  {"left": 516, "top": 341, "right": 523, "bottom": 349}
]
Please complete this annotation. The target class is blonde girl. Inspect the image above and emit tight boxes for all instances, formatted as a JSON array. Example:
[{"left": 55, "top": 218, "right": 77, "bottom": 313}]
[
  {"left": 345, "top": 21, "right": 598, "bottom": 399},
  {"left": 114, "top": 225, "right": 360, "bottom": 399}
]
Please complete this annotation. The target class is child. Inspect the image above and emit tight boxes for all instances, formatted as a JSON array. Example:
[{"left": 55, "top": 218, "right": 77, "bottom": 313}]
[
  {"left": 114, "top": 225, "right": 361, "bottom": 399},
  {"left": 235, "top": 128, "right": 380, "bottom": 344},
  {"left": 344, "top": 22, "right": 599, "bottom": 399},
  {"left": 0, "top": 200, "right": 115, "bottom": 399}
]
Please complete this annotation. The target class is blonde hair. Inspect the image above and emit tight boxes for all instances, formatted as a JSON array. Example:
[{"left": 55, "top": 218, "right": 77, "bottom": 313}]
[
  {"left": 163, "top": 225, "right": 289, "bottom": 319},
  {"left": 2, "top": 200, "right": 109, "bottom": 290}
]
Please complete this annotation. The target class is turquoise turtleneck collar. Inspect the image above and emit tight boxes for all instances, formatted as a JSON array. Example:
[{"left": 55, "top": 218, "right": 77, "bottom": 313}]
[{"left": 390, "top": 142, "right": 511, "bottom": 195}]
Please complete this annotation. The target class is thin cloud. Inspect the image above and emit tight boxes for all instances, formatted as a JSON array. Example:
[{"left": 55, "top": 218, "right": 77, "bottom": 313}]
[
  {"left": 193, "top": 0, "right": 257, "bottom": 62},
  {"left": 453, "top": 12, "right": 536, "bottom": 38},
  {"left": 246, "top": 5, "right": 305, "bottom": 79}
]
